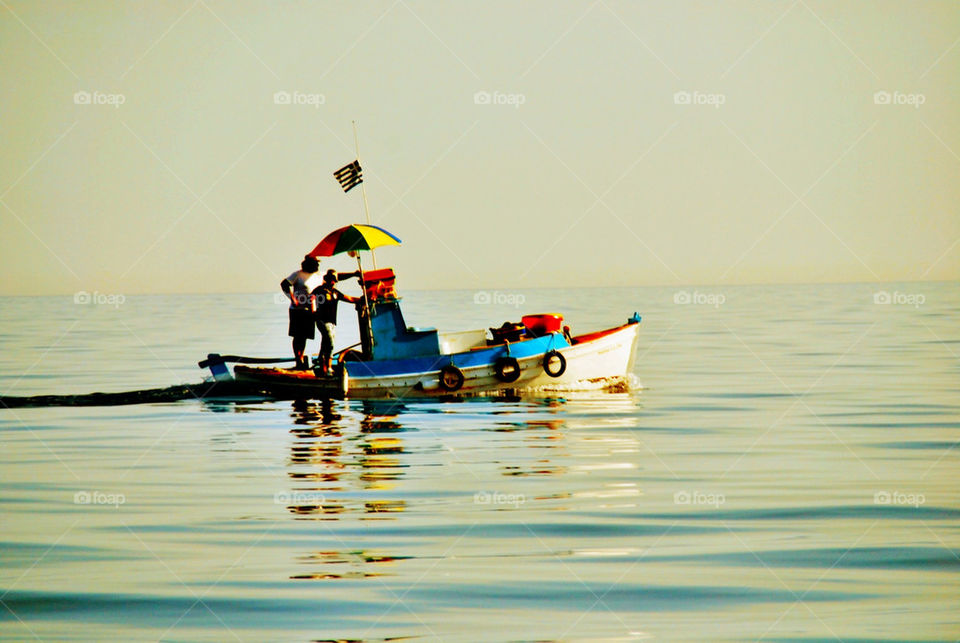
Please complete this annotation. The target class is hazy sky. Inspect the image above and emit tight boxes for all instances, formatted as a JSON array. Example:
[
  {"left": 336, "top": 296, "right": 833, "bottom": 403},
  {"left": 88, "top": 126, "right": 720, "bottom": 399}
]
[{"left": 1, "top": 1, "right": 958, "bottom": 295}]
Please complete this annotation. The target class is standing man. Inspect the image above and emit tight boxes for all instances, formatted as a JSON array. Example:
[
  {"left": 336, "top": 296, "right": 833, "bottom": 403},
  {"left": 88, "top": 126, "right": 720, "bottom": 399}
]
[
  {"left": 280, "top": 255, "right": 323, "bottom": 370},
  {"left": 313, "top": 270, "right": 361, "bottom": 375}
]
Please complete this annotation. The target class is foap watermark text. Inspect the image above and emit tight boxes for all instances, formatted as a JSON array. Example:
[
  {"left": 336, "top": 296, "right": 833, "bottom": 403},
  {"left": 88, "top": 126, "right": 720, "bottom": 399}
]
[
  {"left": 474, "top": 291, "right": 525, "bottom": 307},
  {"left": 474, "top": 90, "right": 526, "bottom": 108},
  {"left": 874, "top": 290, "right": 924, "bottom": 308},
  {"left": 474, "top": 490, "right": 525, "bottom": 507},
  {"left": 74, "top": 490, "right": 125, "bottom": 507},
  {"left": 874, "top": 490, "right": 925, "bottom": 508},
  {"left": 874, "top": 90, "right": 925, "bottom": 108},
  {"left": 275, "top": 491, "right": 327, "bottom": 505},
  {"left": 74, "top": 291, "right": 125, "bottom": 308},
  {"left": 674, "top": 490, "right": 725, "bottom": 508},
  {"left": 674, "top": 90, "right": 725, "bottom": 108},
  {"left": 674, "top": 290, "right": 725, "bottom": 308},
  {"left": 74, "top": 90, "right": 125, "bottom": 108},
  {"left": 274, "top": 90, "right": 325, "bottom": 108}
]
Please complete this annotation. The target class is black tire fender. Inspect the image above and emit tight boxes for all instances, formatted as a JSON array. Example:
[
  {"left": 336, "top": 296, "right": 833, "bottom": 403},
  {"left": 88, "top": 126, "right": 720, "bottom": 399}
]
[
  {"left": 543, "top": 350, "right": 566, "bottom": 378},
  {"left": 493, "top": 356, "right": 522, "bottom": 383},
  {"left": 439, "top": 364, "right": 465, "bottom": 391}
]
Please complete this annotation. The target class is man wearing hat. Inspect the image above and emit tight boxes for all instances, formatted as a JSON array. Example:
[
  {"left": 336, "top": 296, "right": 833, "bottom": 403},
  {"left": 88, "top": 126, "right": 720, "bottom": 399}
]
[{"left": 313, "top": 269, "right": 361, "bottom": 375}]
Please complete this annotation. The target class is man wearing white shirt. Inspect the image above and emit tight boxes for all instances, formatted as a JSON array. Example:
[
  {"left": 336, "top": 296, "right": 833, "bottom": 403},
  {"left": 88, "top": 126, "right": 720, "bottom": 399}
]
[{"left": 280, "top": 255, "right": 323, "bottom": 369}]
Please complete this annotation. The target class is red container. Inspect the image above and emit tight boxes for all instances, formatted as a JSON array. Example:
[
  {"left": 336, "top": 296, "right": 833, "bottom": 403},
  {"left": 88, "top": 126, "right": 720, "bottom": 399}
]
[
  {"left": 521, "top": 313, "right": 564, "bottom": 336},
  {"left": 361, "top": 268, "right": 397, "bottom": 301}
]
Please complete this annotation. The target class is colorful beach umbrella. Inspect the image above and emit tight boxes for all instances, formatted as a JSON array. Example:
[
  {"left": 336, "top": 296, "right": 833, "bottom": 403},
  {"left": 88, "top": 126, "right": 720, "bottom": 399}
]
[{"left": 309, "top": 224, "right": 401, "bottom": 258}]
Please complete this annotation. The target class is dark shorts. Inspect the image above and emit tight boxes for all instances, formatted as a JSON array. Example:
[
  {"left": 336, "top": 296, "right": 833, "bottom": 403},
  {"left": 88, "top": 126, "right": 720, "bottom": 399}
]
[{"left": 288, "top": 307, "right": 315, "bottom": 339}]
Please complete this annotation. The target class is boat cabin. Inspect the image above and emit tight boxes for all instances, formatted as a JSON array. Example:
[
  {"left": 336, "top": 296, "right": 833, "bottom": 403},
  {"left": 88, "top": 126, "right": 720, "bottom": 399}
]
[{"left": 353, "top": 269, "right": 561, "bottom": 362}]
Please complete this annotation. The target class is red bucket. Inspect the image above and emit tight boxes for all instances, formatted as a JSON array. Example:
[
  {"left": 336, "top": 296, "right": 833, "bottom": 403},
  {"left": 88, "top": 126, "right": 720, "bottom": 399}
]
[{"left": 521, "top": 314, "right": 563, "bottom": 336}]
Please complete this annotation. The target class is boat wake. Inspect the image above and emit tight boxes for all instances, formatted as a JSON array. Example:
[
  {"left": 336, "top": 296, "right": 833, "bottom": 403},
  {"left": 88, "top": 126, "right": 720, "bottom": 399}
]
[
  {"left": 508, "top": 374, "right": 642, "bottom": 396},
  {"left": 0, "top": 381, "right": 257, "bottom": 408}
]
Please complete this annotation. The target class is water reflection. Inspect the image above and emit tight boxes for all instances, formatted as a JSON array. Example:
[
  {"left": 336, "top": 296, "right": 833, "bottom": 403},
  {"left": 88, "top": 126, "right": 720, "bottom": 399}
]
[
  {"left": 358, "top": 411, "right": 408, "bottom": 488},
  {"left": 290, "top": 398, "right": 341, "bottom": 427},
  {"left": 276, "top": 394, "right": 644, "bottom": 583},
  {"left": 283, "top": 400, "right": 409, "bottom": 519},
  {"left": 281, "top": 400, "right": 416, "bottom": 581},
  {"left": 289, "top": 550, "right": 412, "bottom": 581},
  {"left": 492, "top": 401, "right": 570, "bottom": 477}
]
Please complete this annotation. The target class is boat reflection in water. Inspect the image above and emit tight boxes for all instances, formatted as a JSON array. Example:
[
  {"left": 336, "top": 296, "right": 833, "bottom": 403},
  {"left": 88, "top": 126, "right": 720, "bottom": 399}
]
[
  {"left": 274, "top": 394, "right": 641, "bottom": 584},
  {"left": 284, "top": 400, "right": 409, "bottom": 520},
  {"left": 282, "top": 399, "right": 413, "bottom": 581}
]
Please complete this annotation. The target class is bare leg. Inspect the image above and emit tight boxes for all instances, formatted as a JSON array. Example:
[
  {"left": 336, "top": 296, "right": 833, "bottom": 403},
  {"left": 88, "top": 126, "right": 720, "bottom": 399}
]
[
  {"left": 292, "top": 338, "right": 306, "bottom": 369},
  {"left": 317, "top": 350, "right": 330, "bottom": 376}
]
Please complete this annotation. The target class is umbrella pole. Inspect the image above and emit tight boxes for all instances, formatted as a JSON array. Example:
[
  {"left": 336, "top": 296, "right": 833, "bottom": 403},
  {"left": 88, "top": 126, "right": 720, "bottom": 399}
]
[
  {"left": 356, "top": 252, "right": 374, "bottom": 359},
  {"left": 352, "top": 121, "right": 377, "bottom": 269}
]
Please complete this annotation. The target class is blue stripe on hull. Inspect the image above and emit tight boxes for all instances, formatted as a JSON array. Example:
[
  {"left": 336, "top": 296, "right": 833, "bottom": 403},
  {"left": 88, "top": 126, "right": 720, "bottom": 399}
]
[{"left": 344, "top": 332, "right": 569, "bottom": 379}]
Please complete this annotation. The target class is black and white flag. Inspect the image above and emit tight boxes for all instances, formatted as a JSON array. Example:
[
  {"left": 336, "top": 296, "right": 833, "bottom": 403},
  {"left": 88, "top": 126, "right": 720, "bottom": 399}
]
[{"left": 333, "top": 160, "right": 363, "bottom": 193}]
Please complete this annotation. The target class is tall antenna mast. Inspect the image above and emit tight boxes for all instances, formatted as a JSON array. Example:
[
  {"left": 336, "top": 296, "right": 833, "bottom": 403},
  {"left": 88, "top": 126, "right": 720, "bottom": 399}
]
[{"left": 352, "top": 120, "right": 377, "bottom": 269}]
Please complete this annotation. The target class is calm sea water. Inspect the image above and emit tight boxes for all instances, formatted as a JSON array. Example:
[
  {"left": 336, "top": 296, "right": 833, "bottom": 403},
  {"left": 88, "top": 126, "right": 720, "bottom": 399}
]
[{"left": 1, "top": 283, "right": 958, "bottom": 641}]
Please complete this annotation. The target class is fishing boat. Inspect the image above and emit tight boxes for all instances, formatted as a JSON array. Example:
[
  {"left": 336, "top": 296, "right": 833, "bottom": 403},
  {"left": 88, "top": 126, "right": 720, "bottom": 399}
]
[
  {"left": 199, "top": 240, "right": 641, "bottom": 400},
  {"left": 201, "top": 144, "right": 641, "bottom": 400}
]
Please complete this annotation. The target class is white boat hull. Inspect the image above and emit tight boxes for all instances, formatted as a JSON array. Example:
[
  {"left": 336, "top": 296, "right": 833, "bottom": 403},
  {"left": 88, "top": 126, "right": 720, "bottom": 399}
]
[{"left": 346, "top": 322, "right": 640, "bottom": 398}]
